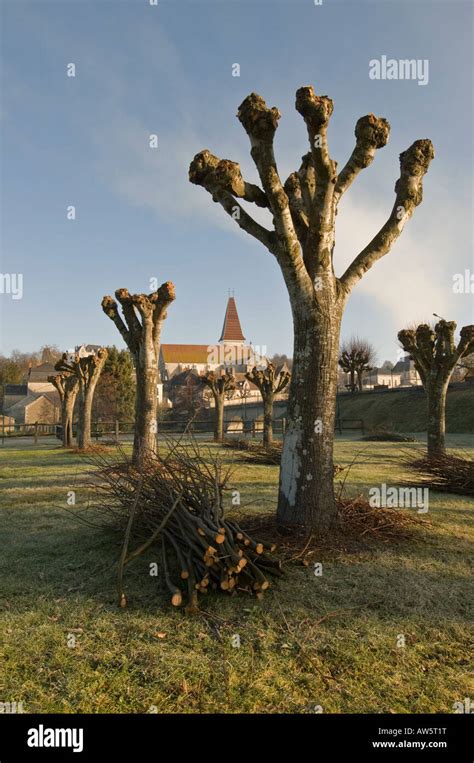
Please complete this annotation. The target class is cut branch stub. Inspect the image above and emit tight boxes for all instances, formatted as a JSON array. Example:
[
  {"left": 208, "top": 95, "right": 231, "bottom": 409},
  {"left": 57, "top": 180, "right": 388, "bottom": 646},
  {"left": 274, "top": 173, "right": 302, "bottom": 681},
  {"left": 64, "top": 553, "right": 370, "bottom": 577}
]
[
  {"left": 355, "top": 114, "right": 390, "bottom": 152},
  {"left": 189, "top": 149, "right": 220, "bottom": 187},
  {"left": 191, "top": 154, "right": 269, "bottom": 209},
  {"left": 295, "top": 86, "right": 334, "bottom": 130},
  {"left": 151, "top": 281, "right": 176, "bottom": 322},
  {"left": 459, "top": 325, "right": 474, "bottom": 356},
  {"left": 396, "top": 139, "right": 435, "bottom": 205},
  {"left": 213, "top": 160, "right": 269, "bottom": 208},
  {"left": 237, "top": 93, "right": 280, "bottom": 142},
  {"left": 335, "top": 114, "right": 390, "bottom": 199}
]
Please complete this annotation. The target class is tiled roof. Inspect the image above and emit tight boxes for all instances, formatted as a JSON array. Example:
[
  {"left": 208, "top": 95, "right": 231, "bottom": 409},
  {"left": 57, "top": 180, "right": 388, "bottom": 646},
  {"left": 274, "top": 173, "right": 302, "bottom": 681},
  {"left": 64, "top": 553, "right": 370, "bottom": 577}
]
[
  {"left": 4, "top": 384, "right": 27, "bottom": 396},
  {"left": 28, "top": 363, "right": 56, "bottom": 381},
  {"left": 392, "top": 358, "right": 412, "bottom": 372},
  {"left": 219, "top": 297, "right": 245, "bottom": 342},
  {"left": 160, "top": 345, "right": 210, "bottom": 364}
]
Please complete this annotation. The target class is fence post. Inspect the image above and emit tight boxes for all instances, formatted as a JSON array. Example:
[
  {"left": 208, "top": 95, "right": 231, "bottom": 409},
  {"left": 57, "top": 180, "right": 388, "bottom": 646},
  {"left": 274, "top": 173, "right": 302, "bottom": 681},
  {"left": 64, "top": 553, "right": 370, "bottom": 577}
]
[
  {"left": 282, "top": 417, "right": 286, "bottom": 436},
  {"left": 34, "top": 421, "right": 38, "bottom": 445},
  {"left": 115, "top": 419, "right": 119, "bottom": 444}
]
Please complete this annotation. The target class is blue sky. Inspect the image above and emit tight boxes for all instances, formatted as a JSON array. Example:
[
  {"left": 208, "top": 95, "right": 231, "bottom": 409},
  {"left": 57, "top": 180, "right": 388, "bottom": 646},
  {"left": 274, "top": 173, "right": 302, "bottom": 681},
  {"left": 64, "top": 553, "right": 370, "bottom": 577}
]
[{"left": 1, "top": 0, "right": 472, "bottom": 363}]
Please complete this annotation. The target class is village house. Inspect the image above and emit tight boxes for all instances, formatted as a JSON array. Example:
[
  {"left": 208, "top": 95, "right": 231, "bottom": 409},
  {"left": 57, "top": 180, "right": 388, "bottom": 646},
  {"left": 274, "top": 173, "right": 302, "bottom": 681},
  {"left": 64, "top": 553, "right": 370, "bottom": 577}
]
[
  {"left": 2, "top": 363, "right": 60, "bottom": 425},
  {"left": 392, "top": 356, "right": 422, "bottom": 386},
  {"left": 361, "top": 368, "right": 402, "bottom": 390}
]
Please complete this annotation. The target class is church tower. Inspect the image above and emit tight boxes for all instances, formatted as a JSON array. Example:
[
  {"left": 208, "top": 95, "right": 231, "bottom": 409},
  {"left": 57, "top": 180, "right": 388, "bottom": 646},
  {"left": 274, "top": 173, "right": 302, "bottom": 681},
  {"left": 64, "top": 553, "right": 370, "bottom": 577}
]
[
  {"left": 219, "top": 295, "right": 246, "bottom": 369},
  {"left": 219, "top": 296, "right": 245, "bottom": 346}
]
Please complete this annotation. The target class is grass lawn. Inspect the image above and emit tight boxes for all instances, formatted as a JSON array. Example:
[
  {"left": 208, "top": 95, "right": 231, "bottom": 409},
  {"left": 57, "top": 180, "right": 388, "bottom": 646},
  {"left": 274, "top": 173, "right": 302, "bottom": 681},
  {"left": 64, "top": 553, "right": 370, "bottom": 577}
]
[{"left": 0, "top": 436, "right": 472, "bottom": 714}]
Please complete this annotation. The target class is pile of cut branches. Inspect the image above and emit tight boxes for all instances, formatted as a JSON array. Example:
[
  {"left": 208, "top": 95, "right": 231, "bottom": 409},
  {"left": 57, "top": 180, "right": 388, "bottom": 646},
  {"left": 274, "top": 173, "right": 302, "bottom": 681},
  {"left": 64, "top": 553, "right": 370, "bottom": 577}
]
[
  {"left": 91, "top": 441, "right": 282, "bottom": 611},
  {"left": 223, "top": 438, "right": 282, "bottom": 465},
  {"left": 362, "top": 429, "right": 415, "bottom": 442},
  {"left": 223, "top": 440, "right": 345, "bottom": 476},
  {"left": 405, "top": 452, "right": 474, "bottom": 495},
  {"left": 241, "top": 494, "right": 426, "bottom": 562}
]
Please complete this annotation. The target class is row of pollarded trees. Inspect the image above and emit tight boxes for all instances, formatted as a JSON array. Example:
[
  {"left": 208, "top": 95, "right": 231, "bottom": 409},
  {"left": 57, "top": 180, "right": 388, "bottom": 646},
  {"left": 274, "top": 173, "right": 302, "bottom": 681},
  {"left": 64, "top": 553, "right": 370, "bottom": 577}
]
[
  {"left": 200, "top": 363, "right": 291, "bottom": 446},
  {"left": 48, "top": 282, "right": 176, "bottom": 459},
  {"left": 48, "top": 348, "right": 108, "bottom": 449}
]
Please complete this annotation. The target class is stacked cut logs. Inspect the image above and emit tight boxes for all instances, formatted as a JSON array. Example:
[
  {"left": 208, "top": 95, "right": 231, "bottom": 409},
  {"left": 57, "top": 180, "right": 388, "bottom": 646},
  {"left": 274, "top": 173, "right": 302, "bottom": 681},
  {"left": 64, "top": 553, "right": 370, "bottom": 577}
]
[{"left": 91, "top": 441, "right": 282, "bottom": 610}]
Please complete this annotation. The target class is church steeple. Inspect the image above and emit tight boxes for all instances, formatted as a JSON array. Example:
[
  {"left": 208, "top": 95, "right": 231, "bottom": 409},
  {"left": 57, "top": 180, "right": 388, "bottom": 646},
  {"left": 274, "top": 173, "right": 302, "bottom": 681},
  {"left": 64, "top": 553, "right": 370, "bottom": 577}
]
[{"left": 219, "top": 295, "right": 245, "bottom": 343}]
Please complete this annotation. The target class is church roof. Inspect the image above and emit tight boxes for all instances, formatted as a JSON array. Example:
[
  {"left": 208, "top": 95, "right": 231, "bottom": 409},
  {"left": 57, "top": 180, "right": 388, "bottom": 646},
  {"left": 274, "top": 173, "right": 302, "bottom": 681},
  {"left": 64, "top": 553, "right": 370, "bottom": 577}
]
[
  {"left": 160, "top": 344, "right": 210, "bottom": 364},
  {"left": 219, "top": 297, "right": 245, "bottom": 342}
]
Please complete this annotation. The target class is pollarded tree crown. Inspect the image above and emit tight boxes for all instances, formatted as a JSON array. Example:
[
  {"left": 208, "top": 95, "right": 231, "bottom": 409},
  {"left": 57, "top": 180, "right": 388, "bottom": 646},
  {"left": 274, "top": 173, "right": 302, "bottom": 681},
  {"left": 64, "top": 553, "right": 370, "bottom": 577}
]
[
  {"left": 189, "top": 85, "right": 434, "bottom": 299},
  {"left": 237, "top": 93, "right": 281, "bottom": 141},
  {"left": 200, "top": 370, "right": 236, "bottom": 396}
]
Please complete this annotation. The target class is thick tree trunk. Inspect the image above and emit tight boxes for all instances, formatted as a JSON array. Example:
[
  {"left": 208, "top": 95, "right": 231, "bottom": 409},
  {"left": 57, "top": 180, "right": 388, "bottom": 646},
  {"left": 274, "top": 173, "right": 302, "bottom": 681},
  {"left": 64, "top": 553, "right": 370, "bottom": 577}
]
[
  {"left": 357, "top": 371, "right": 363, "bottom": 392},
  {"left": 277, "top": 303, "right": 342, "bottom": 532},
  {"left": 60, "top": 402, "right": 68, "bottom": 448},
  {"left": 263, "top": 393, "right": 274, "bottom": 447},
  {"left": 63, "top": 395, "right": 76, "bottom": 448},
  {"left": 78, "top": 392, "right": 93, "bottom": 450},
  {"left": 132, "top": 351, "right": 158, "bottom": 464},
  {"left": 76, "top": 392, "right": 85, "bottom": 449},
  {"left": 350, "top": 369, "right": 356, "bottom": 392},
  {"left": 427, "top": 378, "right": 448, "bottom": 458},
  {"left": 214, "top": 397, "right": 224, "bottom": 442},
  {"left": 65, "top": 415, "right": 74, "bottom": 448}
]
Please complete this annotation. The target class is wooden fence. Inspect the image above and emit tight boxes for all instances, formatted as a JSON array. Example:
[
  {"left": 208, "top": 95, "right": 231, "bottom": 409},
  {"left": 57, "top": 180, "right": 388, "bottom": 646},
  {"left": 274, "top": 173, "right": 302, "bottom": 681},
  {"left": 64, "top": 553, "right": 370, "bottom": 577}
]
[{"left": 1, "top": 416, "right": 365, "bottom": 444}]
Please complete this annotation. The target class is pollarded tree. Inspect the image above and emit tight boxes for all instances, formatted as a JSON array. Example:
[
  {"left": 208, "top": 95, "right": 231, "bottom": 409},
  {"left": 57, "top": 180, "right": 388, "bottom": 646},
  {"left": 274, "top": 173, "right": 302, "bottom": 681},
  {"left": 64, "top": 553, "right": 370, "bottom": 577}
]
[
  {"left": 102, "top": 283, "right": 175, "bottom": 463},
  {"left": 200, "top": 370, "right": 236, "bottom": 442},
  {"left": 245, "top": 363, "right": 291, "bottom": 447},
  {"left": 189, "top": 86, "right": 434, "bottom": 531},
  {"left": 398, "top": 321, "right": 474, "bottom": 458},
  {"left": 48, "top": 370, "right": 79, "bottom": 447},
  {"left": 339, "top": 338, "right": 376, "bottom": 392},
  {"left": 56, "top": 349, "right": 108, "bottom": 450}
]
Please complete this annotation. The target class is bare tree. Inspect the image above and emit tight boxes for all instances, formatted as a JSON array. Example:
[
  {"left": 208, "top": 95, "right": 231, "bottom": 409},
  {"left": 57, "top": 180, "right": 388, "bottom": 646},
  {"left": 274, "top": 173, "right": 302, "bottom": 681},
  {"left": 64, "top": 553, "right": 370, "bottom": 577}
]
[
  {"left": 56, "top": 349, "right": 108, "bottom": 450},
  {"left": 102, "top": 283, "right": 175, "bottom": 463},
  {"left": 245, "top": 363, "right": 291, "bottom": 446},
  {"left": 339, "top": 338, "right": 376, "bottom": 392},
  {"left": 48, "top": 370, "right": 79, "bottom": 447},
  {"left": 398, "top": 321, "right": 474, "bottom": 457},
  {"left": 190, "top": 86, "right": 433, "bottom": 530},
  {"left": 200, "top": 371, "right": 235, "bottom": 442}
]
